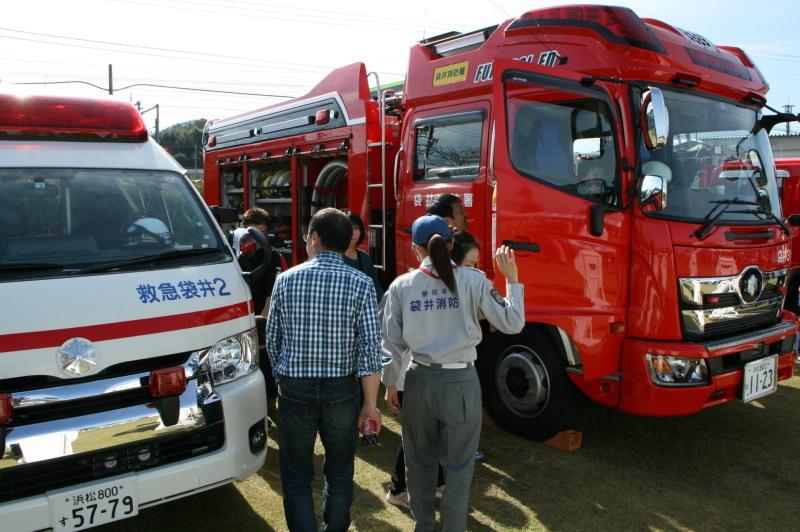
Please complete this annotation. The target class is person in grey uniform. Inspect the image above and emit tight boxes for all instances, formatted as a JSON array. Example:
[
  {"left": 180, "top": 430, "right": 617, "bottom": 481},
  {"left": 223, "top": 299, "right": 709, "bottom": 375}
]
[{"left": 381, "top": 214, "right": 525, "bottom": 531}]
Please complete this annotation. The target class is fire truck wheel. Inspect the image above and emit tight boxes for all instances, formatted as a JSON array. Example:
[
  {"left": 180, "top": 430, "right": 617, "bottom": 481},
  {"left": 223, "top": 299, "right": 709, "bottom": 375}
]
[{"left": 479, "top": 329, "right": 581, "bottom": 441}]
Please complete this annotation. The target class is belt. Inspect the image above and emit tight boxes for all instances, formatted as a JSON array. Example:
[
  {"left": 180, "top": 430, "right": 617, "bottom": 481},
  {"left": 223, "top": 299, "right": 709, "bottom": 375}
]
[{"left": 412, "top": 359, "right": 474, "bottom": 370}]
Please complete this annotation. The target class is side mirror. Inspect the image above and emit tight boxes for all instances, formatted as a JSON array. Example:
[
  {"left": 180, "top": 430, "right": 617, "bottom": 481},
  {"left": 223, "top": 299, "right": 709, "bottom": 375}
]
[
  {"left": 788, "top": 214, "right": 800, "bottom": 227},
  {"left": 641, "top": 87, "right": 669, "bottom": 150},
  {"left": 639, "top": 174, "right": 667, "bottom": 211},
  {"left": 209, "top": 205, "right": 240, "bottom": 224}
]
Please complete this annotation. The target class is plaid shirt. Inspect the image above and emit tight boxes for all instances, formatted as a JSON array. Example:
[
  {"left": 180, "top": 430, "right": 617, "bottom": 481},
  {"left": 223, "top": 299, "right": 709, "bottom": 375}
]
[{"left": 266, "top": 251, "right": 382, "bottom": 378}]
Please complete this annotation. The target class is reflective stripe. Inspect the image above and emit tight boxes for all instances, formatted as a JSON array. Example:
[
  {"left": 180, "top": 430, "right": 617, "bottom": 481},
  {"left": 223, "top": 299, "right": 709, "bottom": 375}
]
[{"left": 0, "top": 301, "right": 251, "bottom": 353}]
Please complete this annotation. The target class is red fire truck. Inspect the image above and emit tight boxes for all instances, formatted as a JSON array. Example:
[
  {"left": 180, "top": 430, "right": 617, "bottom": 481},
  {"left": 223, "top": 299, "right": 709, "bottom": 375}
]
[
  {"left": 203, "top": 5, "right": 798, "bottom": 440},
  {"left": 776, "top": 158, "right": 800, "bottom": 314}
]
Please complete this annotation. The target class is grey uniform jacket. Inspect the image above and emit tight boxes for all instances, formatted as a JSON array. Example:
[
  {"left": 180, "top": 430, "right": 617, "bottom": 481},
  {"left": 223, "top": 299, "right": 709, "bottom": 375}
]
[{"left": 381, "top": 256, "right": 525, "bottom": 388}]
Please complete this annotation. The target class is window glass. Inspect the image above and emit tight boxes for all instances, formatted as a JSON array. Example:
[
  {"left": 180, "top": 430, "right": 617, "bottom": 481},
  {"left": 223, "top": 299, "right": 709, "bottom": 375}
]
[
  {"left": 507, "top": 83, "right": 617, "bottom": 204},
  {"left": 639, "top": 89, "right": 781, "bottom": 223},
  {"left": 0, "top": 169, "right": 226, "bottom": 280},
  {"left": 415, "top": 117, "right": 482, "bottom": 180}
]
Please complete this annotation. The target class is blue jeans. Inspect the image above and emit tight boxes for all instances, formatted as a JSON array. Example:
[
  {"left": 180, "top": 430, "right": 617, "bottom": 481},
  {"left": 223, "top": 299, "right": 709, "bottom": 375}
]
[{"left": 277, "top": 374, "right": 360, "bottom": 532}]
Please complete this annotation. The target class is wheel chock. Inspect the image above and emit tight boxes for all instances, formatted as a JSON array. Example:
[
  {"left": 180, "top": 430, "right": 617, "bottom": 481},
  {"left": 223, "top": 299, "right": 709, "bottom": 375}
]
[{"left": 544, "top": 430, "right": 582, "bottom": 452}]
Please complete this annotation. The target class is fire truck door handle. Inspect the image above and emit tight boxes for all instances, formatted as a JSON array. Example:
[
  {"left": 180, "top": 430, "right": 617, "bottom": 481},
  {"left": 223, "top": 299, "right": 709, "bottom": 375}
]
[
  {"left": 403, "top": 227, "right": 412, "bottom": 234},
  {"left": 502, "top": 240, "right": 540, "bottom": 252}
]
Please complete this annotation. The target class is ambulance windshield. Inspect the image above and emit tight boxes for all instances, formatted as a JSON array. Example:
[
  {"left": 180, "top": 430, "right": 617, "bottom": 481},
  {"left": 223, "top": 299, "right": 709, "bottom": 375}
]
[
  {"left": 0, "top": 169, "right": 227, "bottom": 280},
  {"left": 640, "top": 89, "right": 782, "bottom": 224}
]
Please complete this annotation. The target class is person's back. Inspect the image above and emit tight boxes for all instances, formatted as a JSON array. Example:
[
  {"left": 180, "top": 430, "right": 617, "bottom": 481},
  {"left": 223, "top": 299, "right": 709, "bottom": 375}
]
[
  {"left": 385, "top": 266, "right": 522, "bottom": 366},
  {"left": 269, "top": 252, "right": 377, "bottom": 376}
]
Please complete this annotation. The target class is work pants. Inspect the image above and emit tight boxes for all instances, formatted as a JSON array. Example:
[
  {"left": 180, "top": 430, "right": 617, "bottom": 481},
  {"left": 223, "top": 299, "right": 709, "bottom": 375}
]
[{"left": 403, "top": 364, "right": 481, "bottom": 532}]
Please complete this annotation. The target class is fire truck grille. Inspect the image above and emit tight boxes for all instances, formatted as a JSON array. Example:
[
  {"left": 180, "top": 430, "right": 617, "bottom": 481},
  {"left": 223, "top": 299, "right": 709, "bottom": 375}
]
[
  {"left": 0, "top": 422, "right": 224, "bottom": 503},
  {"left": 687, "top": 311, "right": 781, "bottom": 342}
]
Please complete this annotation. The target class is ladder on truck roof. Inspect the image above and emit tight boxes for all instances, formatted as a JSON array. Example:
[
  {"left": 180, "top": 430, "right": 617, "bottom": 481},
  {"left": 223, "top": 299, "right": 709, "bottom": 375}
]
[{"left": 366, "top": 71, "right": 388, "bottom": 271}]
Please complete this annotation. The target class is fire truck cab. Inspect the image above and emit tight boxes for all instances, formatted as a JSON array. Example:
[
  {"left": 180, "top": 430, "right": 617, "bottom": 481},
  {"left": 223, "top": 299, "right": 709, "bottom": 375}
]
[
  {"left": 0, "top": 95, "right": 267, "bottom": 531},
  {"left": 203, "top": 5, "right": 797, "bottom": 440}
]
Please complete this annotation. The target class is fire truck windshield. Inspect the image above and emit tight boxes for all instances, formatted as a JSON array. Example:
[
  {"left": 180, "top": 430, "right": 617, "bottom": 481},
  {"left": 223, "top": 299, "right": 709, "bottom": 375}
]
[
  {"left": 0, "top": 169, "right": 227, "bottom": 281},
  {"left": 640, "top": 89, "right": 782, "bottom": 224}
]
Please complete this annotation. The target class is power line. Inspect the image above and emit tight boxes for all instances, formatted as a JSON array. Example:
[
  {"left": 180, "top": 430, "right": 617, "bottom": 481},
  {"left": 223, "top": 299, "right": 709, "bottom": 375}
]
[
  {"left": 0, "top": 28, "right": 402, "bottom": 76},
  {"left": 12, "top": 79, "right": 294, "bottom": 99},
  {"left": 107, "top": 0, "right": 453, "bottom": 33},
  {"left": 0, "top": 26, "right": 359, "bottom": 73},
  {"left": 212, "top": 0, "right": 463, "bottom": 28}
]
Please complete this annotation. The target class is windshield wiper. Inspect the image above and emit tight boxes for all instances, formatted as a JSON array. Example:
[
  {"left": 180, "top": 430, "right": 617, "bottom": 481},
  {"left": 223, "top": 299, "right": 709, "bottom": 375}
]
[
  {"left": 695, "top": 198, "right": 741, "bottom": 240},
  {"left": 726, "top": 208, "right": 792, "bottom": 236},
  {"left": 743, "top": 175, "right": 792, "bottom": 235},
  {"left": 79, "top": 247, "right": 227, "bottom": 274},
  {"left": 0, "top": 262, "right": 67, "bottom": 273}
]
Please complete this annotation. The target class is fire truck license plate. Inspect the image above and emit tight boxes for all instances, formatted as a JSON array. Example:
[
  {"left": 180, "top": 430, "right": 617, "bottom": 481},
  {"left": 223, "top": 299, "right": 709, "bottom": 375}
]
[
  {"left": 742, "top": 355, "right": 778, "bottom": 403},
  {"left": 49, "top": 476, "right": 138, "bottom": 531}
]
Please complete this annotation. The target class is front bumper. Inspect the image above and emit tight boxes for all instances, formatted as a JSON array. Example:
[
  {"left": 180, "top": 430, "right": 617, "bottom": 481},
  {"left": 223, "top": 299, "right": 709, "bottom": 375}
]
[
  {"left": 0, "top": 370, "right": 266, "bottom": 532},
  {"left": 620, "top": 316, "right": 798, "bottom": 416}
]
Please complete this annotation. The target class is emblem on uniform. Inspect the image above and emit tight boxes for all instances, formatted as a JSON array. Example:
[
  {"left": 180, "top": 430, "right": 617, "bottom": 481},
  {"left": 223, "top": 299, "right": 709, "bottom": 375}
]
[
  {"left": 58, "top": 337, "right": 97, "bottom": 376},
  {"left": 737, "top": 267, "right": 764, "bottom": 305},
  {"left": 490, "top": 288, "right": 506, "bottom": 306}
]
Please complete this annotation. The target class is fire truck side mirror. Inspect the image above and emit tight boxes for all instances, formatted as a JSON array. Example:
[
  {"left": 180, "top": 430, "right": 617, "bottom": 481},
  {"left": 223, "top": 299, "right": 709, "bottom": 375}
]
[
  {"left": 641, "top": 87, "right": 669, "bottom": 150},
  {"left": 639, "top": 174, "right": 667, "bottom": 211},
  {"left": 787, "top": 214, "right": 800, "bottom": 227}
]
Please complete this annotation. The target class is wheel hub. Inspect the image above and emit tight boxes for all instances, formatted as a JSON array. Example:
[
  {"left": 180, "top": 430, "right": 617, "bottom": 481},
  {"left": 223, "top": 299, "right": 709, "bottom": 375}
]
[{"left": 495, "top": 346, "right": 550, "bottom": 418}]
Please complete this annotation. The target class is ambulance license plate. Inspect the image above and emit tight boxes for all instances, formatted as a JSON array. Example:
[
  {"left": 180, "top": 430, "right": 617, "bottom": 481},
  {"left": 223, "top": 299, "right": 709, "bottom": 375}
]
[
  {"left": 49, "top": 476, "right": 138, "bottom": 531},
  {"left": 742, "top": 355, "right": 778, "bottom": 403}
]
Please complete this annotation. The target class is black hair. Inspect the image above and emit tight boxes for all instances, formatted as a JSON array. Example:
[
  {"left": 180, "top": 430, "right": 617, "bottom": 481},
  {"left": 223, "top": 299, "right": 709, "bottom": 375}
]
[
  {"left": 427, "top": 234, "right": 457, "bottom": 294},
  {"left": 451, "top": 231, "right": 479, "bottom": 266},
  {"left": 242, "top": 207, "right": 270, "bottom": 227},
  {"left": 426, "top": 193, "right": 461, "bottom": 219},
  {"left": 344, "top": 210, "right": 366, "bottom": 246},
  {"left": 308, "top": 208, "right": 352, "bottom": 253}
]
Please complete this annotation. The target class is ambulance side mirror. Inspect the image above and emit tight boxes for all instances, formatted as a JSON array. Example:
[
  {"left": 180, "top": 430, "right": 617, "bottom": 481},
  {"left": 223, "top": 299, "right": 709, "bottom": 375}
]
[
  {"left": 641, "top": 87, "right": 669, "bottom": 150},
  {"left": 209, "top": 205, "right": 240, "bottom": 224}
]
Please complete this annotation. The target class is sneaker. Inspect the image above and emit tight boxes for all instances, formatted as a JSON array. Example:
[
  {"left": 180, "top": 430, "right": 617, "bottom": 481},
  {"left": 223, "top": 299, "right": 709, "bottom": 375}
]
[
  {"left": 386, "top": 490, "right": 410, "bottom": 509},
  {"left": 435, "top": 485, "right": 445, "bottom": 499}
]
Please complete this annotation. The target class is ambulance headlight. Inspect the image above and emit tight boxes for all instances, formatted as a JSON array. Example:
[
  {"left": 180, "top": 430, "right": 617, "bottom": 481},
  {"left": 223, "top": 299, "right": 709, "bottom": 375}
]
[{"left": 206, "top": 328, "right": 259, "bottom": 385}]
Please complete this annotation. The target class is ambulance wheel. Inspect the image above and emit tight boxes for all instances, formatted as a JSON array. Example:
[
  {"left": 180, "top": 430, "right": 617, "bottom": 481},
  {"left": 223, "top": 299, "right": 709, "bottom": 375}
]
[{"left": 479, "top": 328, "right": 581, "bottom": 441}]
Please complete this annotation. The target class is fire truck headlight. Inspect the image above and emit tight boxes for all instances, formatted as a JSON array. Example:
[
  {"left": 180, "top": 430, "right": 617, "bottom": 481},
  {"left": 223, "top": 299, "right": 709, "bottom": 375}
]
[
  {"left": 646, "top": 355, "right": 708, "bottom": 386},
  {"left": 206, "top": 328, "right": 259, "bottom": 385}
]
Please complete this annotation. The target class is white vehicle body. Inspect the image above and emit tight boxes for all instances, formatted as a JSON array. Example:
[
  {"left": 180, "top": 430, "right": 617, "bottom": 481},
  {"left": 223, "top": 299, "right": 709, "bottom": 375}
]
[{"left": 0, "top": 96, "right": 266, "bottom": 531}]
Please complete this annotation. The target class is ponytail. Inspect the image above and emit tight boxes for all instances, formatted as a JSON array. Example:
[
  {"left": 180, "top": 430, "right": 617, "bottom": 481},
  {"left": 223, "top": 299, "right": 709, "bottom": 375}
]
[{"left": 428, "top": 234, "right": 457, "bottom": 294}]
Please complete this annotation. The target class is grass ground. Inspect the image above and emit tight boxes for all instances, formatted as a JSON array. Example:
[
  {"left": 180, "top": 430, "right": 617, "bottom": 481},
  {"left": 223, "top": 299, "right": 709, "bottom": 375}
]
[{"left": 101, "top": 371, "right": 800, "bottom": 531}]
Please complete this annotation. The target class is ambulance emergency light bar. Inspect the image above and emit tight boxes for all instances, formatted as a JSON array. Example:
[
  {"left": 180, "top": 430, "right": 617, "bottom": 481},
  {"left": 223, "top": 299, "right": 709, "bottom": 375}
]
[
  {"left": 507, "top": 5, "right": 666, "bottom": 54},
  {"left": 0, "top": 94, "right": 148, "bottom": 141}
]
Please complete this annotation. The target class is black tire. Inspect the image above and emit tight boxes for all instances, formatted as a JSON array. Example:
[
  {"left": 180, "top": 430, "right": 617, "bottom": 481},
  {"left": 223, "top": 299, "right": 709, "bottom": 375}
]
[{"left": 478, "top": 326, "right": 582, "bottom": 441}]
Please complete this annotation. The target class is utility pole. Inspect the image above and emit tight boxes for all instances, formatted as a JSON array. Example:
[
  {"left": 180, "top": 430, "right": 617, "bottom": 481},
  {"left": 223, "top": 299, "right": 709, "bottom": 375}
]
[
  {"left": 784, "top": 104, "right": 795, "bottom": 135},
  {"left": 140, "top": 104, "right": 160, "bottom": 142},
  {"left": 108, "top": 64, "right": 113, "bottom": 95}
]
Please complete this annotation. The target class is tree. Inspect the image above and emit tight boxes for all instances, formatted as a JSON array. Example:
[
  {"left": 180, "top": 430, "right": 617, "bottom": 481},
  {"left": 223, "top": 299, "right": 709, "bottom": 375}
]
[{"left": 157, "top": 118, "right": 206, "bottom": 169}]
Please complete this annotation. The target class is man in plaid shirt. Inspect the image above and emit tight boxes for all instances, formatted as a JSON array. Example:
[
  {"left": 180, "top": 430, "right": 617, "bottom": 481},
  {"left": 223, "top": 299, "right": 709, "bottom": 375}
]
[{"left": 266, "top": 207, "right": 382, "bottom": 531}]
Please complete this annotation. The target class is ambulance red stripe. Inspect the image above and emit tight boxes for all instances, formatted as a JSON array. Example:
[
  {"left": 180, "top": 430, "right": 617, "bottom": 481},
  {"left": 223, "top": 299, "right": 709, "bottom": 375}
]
[{"left": 0, "top": 301, "right": 251, "bottom": 353}]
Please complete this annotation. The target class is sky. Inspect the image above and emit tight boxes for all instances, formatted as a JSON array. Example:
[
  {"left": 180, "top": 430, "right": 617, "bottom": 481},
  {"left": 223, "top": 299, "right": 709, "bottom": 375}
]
[{"left": 2, "top": 0, "right": 799, "bottom": 134}]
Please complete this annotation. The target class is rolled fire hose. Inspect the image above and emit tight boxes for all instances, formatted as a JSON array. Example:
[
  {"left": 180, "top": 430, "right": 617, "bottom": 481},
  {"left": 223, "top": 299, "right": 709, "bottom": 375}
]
[{"left": 310, "top": 159, "right": 348, "bottom": 215}]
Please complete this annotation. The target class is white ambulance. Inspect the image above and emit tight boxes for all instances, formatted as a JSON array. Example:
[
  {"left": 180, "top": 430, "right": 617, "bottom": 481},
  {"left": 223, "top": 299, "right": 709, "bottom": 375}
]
[{"left": 0, "top": 94, "right": 267, "bottom": 531}]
